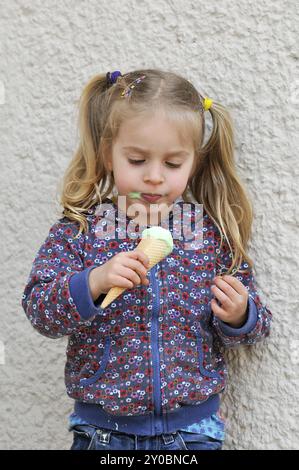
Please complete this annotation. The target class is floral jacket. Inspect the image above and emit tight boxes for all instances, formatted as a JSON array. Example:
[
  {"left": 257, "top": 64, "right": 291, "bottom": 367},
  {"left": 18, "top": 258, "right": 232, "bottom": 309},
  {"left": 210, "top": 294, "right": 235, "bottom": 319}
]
[{"left": 21, "top": 196, "right": 272, "bottom": 419}]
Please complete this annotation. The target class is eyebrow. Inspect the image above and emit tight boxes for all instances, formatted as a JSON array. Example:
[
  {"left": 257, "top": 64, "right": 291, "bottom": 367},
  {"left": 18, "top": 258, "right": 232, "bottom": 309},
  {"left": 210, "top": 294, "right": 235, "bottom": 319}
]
[{"left": 122, "top": 145, "right": 190, "bottom": 157}]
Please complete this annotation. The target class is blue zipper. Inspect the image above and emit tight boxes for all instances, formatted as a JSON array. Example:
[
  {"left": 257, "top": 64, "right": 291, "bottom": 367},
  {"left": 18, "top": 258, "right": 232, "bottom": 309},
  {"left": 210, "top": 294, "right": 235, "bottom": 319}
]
[{"left": 150, "top": 264, "right": 163, "bottom": 434}]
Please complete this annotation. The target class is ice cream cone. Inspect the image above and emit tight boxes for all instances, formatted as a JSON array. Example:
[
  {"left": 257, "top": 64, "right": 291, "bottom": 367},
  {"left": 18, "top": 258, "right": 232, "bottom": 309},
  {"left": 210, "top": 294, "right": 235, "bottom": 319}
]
[{"left": 100, "top": 227, "right": 173, "bottom": 309}]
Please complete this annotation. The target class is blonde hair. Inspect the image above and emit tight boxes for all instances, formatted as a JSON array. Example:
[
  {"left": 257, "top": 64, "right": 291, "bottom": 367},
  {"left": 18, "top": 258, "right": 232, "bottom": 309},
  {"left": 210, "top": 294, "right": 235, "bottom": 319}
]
[{"left": 56, "top": 68, "right": 254, "bottom": 274}]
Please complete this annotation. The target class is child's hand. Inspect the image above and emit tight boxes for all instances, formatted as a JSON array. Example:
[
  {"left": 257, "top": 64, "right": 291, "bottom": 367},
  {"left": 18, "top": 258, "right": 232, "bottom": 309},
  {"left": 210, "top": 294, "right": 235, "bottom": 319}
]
[
  {"left": 89, "top": 251, "right": 150, "bottom": 300},
  {"left": 210, "top": 275, "right": 249, "bottom": 328}
]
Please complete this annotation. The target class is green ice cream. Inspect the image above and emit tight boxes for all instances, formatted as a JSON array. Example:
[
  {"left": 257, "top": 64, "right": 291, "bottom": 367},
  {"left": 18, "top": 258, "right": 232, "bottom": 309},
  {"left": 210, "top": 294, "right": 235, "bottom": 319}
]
[
  {"left": 141, "top": 226, "right": 173, "bottom": 255},
  {"left": 128, "top": 191, "right": 141, "bottom": 199}
]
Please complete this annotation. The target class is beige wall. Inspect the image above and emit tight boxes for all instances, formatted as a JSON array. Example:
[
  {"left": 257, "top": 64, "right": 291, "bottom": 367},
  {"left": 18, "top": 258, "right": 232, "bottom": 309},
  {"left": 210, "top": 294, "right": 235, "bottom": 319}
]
[{"left": 0, "top": 0, "right": 298, "bottom": 450}]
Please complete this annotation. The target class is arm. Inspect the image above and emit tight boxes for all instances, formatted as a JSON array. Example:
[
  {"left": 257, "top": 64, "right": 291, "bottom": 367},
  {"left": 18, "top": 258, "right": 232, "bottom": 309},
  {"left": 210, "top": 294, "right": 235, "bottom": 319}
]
[
  {"left": 21, "top": 219, "right": 105, "bottom": 339},
  {"left": 211, "top": 232, "right": 273, "bottom": 349}
]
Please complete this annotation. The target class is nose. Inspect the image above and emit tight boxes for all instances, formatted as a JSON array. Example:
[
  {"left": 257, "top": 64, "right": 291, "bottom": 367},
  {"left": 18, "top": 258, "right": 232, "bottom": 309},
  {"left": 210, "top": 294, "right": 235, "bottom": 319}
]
[{"left": 143, "top": 162, "right": 165, "bottom": 185}]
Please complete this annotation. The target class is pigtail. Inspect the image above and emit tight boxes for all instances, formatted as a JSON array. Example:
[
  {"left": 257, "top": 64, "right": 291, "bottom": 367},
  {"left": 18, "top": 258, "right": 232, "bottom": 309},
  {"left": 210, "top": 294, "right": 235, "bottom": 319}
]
[
  {"left": 190, "top": 100, "right": 254, "bottom": 274},
  {"left": 56, "top": 74, "right": 116, "bottom": 237}
]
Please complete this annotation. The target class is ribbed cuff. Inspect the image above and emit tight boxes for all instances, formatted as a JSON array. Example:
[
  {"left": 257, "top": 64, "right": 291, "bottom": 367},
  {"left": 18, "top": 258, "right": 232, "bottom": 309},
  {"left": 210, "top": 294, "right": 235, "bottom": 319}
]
[
  {"left": 216, "top": 295, "right": 258, "bottom": 337},
  {"left": 69, "top": 266, "right": 106, "bottom": 321}
]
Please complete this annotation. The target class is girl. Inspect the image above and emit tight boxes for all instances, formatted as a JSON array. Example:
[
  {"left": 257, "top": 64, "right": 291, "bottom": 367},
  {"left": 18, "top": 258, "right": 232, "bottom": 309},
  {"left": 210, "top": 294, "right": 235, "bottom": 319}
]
[{"left": 21, "top": 69, "right": 272, "bottom": 451}]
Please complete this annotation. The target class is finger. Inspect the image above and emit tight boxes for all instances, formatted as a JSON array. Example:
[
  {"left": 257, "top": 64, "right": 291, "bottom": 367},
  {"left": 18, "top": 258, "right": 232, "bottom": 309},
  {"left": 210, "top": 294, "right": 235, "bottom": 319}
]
[
  {"left": 132, "top": 260, "right": 150, "bottom": 286},
  {"left": 132, "top": 249, "right": 150, "bottom": 269},
  {"left": 211, "top": 285, "right": 233, "bottom": 308},
  {"left": 123, "top": 258, "right": 149, "bottom": 282},
  {"left": 222, "top": 275, "right": 247, "bottom": 295},
  {"left": 214, "top": 276, "right": 239, "bottom": 303},
  {"left": 211, "top": 298, "right": 228, "bottom": 320},
  {"left": 119, "top": 266, "right": 142, "bottom": 286},
  {"left": 118, "top": 252, "right": 149, "bottom": 285},
  {"left": 111, "top": 273, "right": 134, "bottom": 289}
]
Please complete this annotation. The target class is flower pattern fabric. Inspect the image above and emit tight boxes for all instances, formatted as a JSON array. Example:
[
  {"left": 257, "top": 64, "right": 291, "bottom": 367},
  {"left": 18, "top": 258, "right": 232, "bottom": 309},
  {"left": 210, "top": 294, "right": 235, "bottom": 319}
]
[{"left": 22, "top": 196, "right": 272, "bottom": 418}]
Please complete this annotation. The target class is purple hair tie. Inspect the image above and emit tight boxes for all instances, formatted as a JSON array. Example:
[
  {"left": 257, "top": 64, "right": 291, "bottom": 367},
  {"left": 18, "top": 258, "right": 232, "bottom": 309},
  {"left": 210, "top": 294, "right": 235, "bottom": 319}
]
[{"left": 106, "top": 70, "right": 122, "bottom": 86}]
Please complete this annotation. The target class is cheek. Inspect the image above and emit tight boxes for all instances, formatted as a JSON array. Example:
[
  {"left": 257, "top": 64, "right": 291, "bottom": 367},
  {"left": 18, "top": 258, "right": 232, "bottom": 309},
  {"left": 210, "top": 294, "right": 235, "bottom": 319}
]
[
  {"left": 113, "top": 164, "right": 137, "bottom": 190},
  {"left": 169, "top": 168, "right": 190, "bottom": 186}
]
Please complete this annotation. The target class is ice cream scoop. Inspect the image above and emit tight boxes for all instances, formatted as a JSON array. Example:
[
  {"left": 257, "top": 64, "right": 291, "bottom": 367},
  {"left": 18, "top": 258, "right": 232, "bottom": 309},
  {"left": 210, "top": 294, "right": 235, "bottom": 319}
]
[
  {"left": 100, "top": 226, "right": 173, "bottom": 308},
  {"left": 140, "top": 226, "right": 173, "bottom": 254}
]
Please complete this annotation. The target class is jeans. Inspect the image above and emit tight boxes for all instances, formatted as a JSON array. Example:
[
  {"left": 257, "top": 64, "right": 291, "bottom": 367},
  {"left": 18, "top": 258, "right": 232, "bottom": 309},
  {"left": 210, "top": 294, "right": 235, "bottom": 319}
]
[{"left": 69, "top": 424, "right": 223, "bottom": 451}]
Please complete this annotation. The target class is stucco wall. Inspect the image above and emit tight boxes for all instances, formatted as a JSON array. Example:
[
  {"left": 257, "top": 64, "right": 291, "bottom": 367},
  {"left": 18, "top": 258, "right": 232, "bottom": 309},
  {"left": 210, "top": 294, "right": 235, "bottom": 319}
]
[{"left": 0, "top": 0, "right": 298, "bottom": 450}]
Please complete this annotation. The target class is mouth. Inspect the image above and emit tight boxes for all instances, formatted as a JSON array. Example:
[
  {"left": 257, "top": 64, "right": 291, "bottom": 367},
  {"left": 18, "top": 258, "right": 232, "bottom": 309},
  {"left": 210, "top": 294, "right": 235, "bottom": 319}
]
[{"left": 141, "top": 193, "right": 163, "bottom": 203}]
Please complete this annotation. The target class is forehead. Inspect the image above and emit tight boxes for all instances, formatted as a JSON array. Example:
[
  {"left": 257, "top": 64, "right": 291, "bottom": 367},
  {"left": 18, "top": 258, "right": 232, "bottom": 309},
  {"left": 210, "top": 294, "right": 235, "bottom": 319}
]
[{"left": 116, "top": 110, "right": 194, "bottom": 150}]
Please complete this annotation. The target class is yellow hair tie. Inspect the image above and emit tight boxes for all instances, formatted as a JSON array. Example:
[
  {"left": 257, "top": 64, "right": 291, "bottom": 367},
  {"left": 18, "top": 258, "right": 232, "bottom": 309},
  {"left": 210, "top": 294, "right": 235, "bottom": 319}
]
[{"left": 203, "top": 97, "right": 213, "bottom": 111}]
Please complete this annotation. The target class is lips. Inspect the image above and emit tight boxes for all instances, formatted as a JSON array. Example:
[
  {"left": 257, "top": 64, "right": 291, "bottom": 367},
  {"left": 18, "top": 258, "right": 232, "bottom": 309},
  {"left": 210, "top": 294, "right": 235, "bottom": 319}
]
[{"left": 141, "top": 193, "right": 162, "bottom": 203}]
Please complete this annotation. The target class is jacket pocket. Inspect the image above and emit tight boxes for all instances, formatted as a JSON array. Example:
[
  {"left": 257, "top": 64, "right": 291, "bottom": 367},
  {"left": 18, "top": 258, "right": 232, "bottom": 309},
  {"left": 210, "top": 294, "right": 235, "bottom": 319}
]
[
  {"left": 79, "top": 336, "right": 111, "bottom": 387},
  {"left": 196, "top": 331, "right": 221, "bottom": 379}
]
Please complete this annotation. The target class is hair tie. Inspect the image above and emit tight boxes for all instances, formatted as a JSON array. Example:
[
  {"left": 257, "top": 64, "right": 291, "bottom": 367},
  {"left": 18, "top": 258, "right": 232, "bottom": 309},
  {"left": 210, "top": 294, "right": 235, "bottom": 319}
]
[
  {"left": 203, "top": 97, "right": 213, "bottom": 111},
  {"left": 120, "top": 74, "right": 147, "bottom": 98},
  {"left": 106, "top": 70, "right": 122, "bottom": 86}
]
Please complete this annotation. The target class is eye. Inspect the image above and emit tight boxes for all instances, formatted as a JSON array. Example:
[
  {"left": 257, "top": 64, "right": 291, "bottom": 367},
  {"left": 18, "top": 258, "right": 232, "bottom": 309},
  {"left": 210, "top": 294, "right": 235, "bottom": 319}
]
[
  {"left": 128, "top": 159, "right": 181, "bottom": 169},
  {"left": 128, "top": 159, "right": 145, "bottom": 165},
  {"left": 166, "top": 162, "right": 181, "bottom": 168}
]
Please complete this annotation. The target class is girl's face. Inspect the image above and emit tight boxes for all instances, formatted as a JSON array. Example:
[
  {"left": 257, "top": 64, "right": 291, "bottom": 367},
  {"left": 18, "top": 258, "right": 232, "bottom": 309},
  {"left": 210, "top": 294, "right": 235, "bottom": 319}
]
[{"left": 108, "top": 111, "right": 195, "bottom": 224}]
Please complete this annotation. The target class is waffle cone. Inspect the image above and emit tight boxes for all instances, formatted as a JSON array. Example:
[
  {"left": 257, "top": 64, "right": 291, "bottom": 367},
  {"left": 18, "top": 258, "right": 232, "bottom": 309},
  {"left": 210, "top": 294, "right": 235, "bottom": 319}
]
[{"left": 100, "top": 238, "right": 169, "bottom": 308}]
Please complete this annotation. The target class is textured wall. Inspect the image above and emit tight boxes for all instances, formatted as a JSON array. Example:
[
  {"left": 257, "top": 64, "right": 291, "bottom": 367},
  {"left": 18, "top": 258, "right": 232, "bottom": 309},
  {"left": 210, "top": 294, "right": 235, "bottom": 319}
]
[{"left": 0, "top": 0, "right": 298, "bottom": 450}]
